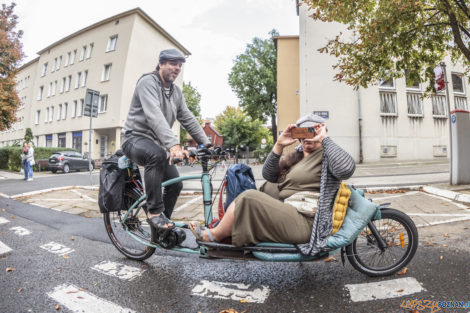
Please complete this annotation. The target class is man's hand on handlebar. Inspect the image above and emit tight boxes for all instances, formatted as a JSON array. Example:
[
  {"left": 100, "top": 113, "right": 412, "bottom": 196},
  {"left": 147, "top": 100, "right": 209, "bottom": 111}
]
[{"left": 169, "top": 144, "right": 185, "bottom": 165}]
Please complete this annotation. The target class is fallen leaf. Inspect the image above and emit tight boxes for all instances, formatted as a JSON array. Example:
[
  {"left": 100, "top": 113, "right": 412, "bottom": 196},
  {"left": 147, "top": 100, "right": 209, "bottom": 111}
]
[
  {"left": 1, "top": 208, "right": 5, "bottom": 212},
  {"left": 240, "top": 299, "right": 249, "bottom": 303},
  {"left": 10, "top": 216, "right": 14, "bottom": 219},
  {"left": 411, "top": 310, "right": 419, "bottom": 313},
  {"left": 397, "top": 289, "right": 404, "bottom": 292},
  {"left": 324, "top": 256, "right": 338, "bottom": 262},
  {"left": 61, "top": 254, "right": 70, "bottom": 259},
  {"left": 79, "top": 288, "right": 86, "bottom": 291},
  {"left": 17, "top": 287, "right": 24, "bottom": 293},
  {"left": 70, "top": 237, "right": 75, "bottom": 241},
  {"left": 84, "top": 215, "right": 91, "bottom": 218},
  {"left": 463, "top": 227, "right": 468, "bottom": 230},
  {"left": 6, "top": 267, "right": 15, "bottom": 272},
  {"left": 55, "top": 304, "right": 60, "bottom": 310},
  {"left": 397, "top": 267, "right": 408, "bottom": 275},
  {"left": 77, "top": 296, "right": 84, "bottom": 299},
  {"left": 93, "top": 282, "right": 98, "bottom": 286},
  {"left": 219, "top": 310, "right": 237, "bottom": 313},
  {"left": 66, "top": 291, "right": 79, "bottom": 294},
  {"left": 442, "top": 244, "right": 448, "bottom": 247},
  {"left": 425, "top": 241, "right": 434, "bottom": 246},
  {"left": 444, "top": 233, "right": 450, "bottom": 238},
  {"left": 440, "top": 255, "right": 443, "bottom": 260}
]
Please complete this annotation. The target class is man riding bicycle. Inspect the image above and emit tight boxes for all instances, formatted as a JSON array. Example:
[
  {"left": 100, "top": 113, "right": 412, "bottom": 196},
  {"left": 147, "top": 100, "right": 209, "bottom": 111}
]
[{"left": 121, "top": 48, "right": 210, "bottom": 234}]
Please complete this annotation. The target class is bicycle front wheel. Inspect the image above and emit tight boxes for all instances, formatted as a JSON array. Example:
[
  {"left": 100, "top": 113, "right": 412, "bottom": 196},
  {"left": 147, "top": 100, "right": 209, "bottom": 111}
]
[
  {"left": 104, "top": 191, "right": 156, "bottom": 261},
  {"left": 346, "top": 208, "right": 418, "bottom": 277}
]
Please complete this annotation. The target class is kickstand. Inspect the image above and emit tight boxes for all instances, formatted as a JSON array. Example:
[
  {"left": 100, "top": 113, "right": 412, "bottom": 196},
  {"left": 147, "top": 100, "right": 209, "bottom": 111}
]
[{"left": 340, "top": 247, "right": 346, "bottom": 266}]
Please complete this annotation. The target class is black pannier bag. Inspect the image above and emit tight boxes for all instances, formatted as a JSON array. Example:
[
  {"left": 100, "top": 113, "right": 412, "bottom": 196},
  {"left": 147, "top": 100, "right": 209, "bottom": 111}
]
[{"left": 98, "top": 151, "right": 126, "bottom": 213}]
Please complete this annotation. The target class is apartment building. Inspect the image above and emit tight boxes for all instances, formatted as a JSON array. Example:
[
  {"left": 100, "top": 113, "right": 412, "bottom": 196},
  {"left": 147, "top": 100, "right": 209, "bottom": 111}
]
[
  {"left": 1, "top": 8, "right": 189, "bottom": 159},
  {"left": 275, "top": 4, "right": 468, "bottom": 162}
]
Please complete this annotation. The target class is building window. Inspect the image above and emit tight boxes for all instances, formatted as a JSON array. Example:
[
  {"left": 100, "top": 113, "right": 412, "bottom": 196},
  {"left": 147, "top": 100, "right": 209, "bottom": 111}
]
[
  {"left": 70, "top": 50, "right": 76, "bottom": 65},
  {"left": 86, "top": 43, "right": 93, "bottom": 59},
  {"left": 99, "top": 95, "right": 108, "bottom": 113},
  {"left": 406, "top": 92, "right": 423, "bottom": 116},
  {"left": 60, "top": 77, "right": 65, "bottom": 93},
  {"left": 454, "top": 96, "right": 468, "bottom": 110},
  {"left": 46, "top": 134, "right": 53, "bottom": 147},
  {"left": 63, "top": 103, "right": 68, "bottom": 120},
  {"left": 58, "top": 104, "right": 62, "bottom": 121},
  {"left": 379, "top": 78, "right": 395, "bottom": 89},
  {"left": 50, "top": 106, "right": 54, "bottom": 122},
  {"left": 65, "top": 52, "right": 70, "bottom": 66},
  {"left": 432, "top": 94, "right": 447, "bottom": 118},
  {"left": 72, "top": 100, "right": 77, "bottom": 118},
  {"left": 452, "top": 73, "right": 465, "bottom": 94},
  {"left": 75, "top": 72, "right": 81, "bottom": 89},
  {"left": 78, "top": 99, "right": 84, "bottom": 117},
  {"left": 79, "top": 46, "right": 86, "bottom": 61},
  {"left": 41, "top": 62, "right": 48, "bottom": 76},
  {"left": 45, "top": 107, "right": 49, "bottom": 123},
  {"left": 37, "top": 86, "right": 44, "bottom": 100},
  {"left": 379, "top": 91, "right": 398, "bottom": 115},
  {"left": 72, "top": 131, "right": 82, "bottom": 153},
  {"left": 106, "top": 35, "right": 118, "bottom": 52},
  {"left": 57, "top": 56, "right": 62, "bottom": 70},
  {"left": 102, "top": 64, "right": 112, "bottom": 81},
  {"left": 66, "top": 75, "right": 72, "bottom": 91},
  {"left": 58, "top": 132, "right": 66, "bottom": 148},
  {"left": 81, "top": 70, "right": 88, "bottom": 87},
  {"left": 52, "top": 58, "right": 57, "bottom": 72},
  {"left": 52, "top": 80, "right": 57, "bottom": 96},
  {"left": 405, "top": 70, "right": 420, "bottom": 90},
  {"left": 47, "top": 82, "right": 52, "bottom": 97},
  {"left": 35, "top": 110, "right": 40, "bottom": 124}
]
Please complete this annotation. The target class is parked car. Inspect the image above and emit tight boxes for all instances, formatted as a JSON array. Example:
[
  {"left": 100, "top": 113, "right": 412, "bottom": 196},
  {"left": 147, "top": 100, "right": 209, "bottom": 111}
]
[{"left": 48, "top": 151, "right": 94, "bottom": 173}]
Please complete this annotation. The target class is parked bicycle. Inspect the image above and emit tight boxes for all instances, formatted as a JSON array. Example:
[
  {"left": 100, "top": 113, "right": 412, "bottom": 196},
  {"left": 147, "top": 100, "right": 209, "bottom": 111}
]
[{"left": 102, "top": 147, "right": 418, "bottom": 277}]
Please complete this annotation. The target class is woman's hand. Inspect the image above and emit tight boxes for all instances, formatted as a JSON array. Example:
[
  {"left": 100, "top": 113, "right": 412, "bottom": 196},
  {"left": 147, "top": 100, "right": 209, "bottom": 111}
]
[{"left": 273, "top": 124, "right": 297, "bottom": 154}]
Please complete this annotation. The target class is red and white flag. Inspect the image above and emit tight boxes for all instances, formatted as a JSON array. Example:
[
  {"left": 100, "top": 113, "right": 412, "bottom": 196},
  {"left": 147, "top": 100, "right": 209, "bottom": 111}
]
[{"left": 434, "top": 65, "right": 445, "bottom": 92}]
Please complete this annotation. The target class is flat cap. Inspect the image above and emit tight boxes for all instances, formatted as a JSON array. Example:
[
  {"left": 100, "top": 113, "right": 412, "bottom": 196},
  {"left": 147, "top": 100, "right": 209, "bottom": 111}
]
[
  {"left": 159, "top": 49, "right": 186, "bottom": 63},
  {"left": 296, "top": 113, "right": 325, "bottom": 127}
]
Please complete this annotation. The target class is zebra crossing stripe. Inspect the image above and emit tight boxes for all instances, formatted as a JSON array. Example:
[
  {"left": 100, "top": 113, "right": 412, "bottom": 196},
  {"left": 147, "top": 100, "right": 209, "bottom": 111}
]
[
  {"left": 0, "top": 240, "right": 13, "bottom": 257},
  {"left": 345, "top": 277, "right": 425, "bottom": 302},
  {"left": 0, "top": 217, "right": 10, "bottom": 225},
  {"left": 91, "top": 261, "right": 145, "bottom": 281},
  {"left": 40, "top": 241, "right": 74, "bottom": 255},
  {"left": 47, "top": 284, "right": 136, "bottom": 313},
  {"left": 191, "top": 280, "right": 270, "bottom": 303},
  {"left": 10, "top": 226, "right": 31, "bottom": 236}
]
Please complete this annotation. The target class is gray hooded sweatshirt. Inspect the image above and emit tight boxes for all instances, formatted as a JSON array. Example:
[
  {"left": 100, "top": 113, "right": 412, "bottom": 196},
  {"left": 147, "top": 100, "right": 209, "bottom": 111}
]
[{"left": 122, "top": 72, "right": 209, "bottom": 149}]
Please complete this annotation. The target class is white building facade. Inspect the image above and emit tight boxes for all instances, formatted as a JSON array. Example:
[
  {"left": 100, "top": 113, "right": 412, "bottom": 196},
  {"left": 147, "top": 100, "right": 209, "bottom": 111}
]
[
  {"left": 298, "top": 4, "right": 467, "bottom": 162},
  {"left": 2, "top": 8, "right": 188, "bottom": 159}
]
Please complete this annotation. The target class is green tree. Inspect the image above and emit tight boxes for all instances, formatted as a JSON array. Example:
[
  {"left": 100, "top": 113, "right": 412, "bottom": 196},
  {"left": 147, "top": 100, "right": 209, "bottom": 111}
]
[
  {"left": 304, "top": 0, "right": 470, "bottom": 89},
  {"left": 0, "top": 3, "right": 24, "bottom": 131},
  {"left": 215, "top": 106, "right": 267, "bottom": 151},
  {"left": 228, "top": 29, "right": 278, "bottom": 142},
  {"left": 180, "top": 81, "right": 202, "bottom": 143},
  {"left": 24, "top": 127, "right": 33, "bottom": 143}
]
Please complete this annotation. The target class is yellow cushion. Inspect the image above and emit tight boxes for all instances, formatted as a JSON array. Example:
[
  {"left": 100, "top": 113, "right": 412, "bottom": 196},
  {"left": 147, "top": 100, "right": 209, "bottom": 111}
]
[{"left": 330, "top": 182, "right": 351, "bottom": 235}]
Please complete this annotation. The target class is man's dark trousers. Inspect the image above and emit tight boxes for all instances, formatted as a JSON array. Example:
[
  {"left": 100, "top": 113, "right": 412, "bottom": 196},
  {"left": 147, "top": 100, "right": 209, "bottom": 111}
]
[{"left": 122, "top": 136, "right": 183, "bottom": 218}]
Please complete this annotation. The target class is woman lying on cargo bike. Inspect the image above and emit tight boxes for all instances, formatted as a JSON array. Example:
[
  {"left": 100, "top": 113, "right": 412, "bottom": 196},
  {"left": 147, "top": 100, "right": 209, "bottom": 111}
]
[{"left": 190, "top": 113, "right": 355, "bottom": 256}]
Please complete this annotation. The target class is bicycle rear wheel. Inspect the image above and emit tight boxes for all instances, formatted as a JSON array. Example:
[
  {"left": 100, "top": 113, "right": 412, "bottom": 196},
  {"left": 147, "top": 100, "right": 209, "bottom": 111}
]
[
  {"left": 104, "top": 191, "right": 156, "bottom": 261},
  {"left": 346, "top": 208, "right": 418, "bottom": 277}
]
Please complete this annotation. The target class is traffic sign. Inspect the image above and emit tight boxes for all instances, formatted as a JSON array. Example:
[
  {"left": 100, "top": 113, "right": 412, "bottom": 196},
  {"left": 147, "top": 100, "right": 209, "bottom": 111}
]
[{"left": 84, "top": 89, "right": 100, "bottom": 117}]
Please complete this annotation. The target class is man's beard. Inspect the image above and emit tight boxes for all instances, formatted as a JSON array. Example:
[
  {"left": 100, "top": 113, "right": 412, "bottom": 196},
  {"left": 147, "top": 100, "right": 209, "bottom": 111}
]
[{"left": 162, "top": 71, "right": 176, "bottom": 84}]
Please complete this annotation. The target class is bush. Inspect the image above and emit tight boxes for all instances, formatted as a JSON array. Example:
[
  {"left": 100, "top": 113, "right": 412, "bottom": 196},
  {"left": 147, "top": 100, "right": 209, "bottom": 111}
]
[{"left": 0, "top": 146, "right": 77, "bottom": 172}]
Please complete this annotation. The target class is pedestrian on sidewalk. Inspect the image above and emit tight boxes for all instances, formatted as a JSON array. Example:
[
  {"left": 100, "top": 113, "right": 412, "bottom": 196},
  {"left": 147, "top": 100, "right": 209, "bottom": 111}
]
[
  {"left": 21, "top": 142, "right": 29, "bottom": 180},
  {"left": 26, "top": 142, "right": 35, "bottom": 181}
]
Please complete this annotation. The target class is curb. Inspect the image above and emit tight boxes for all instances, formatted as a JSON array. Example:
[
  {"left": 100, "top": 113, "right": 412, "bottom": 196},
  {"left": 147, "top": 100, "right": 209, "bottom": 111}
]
[{"left": 422, "top": 186, "right": 470, "bottom": 205}]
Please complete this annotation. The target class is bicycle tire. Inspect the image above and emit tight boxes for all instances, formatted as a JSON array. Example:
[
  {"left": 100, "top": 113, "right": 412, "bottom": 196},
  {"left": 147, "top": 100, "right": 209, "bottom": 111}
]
[
  {"left": 104, "top": 191, "right": 156, "bottom": 261},
  {"left": 346, "top": 208, "right": 418, "bottom": 277}
]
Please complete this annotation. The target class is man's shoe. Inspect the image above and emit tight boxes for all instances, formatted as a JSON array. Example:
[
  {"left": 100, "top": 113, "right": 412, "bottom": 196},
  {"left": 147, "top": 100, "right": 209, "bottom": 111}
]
[
  {"left": 147, "top": 214, "right": 174, "bottom": 232},
  {"left": 26, "top": 178, "right": 33, "bottom": 181}
]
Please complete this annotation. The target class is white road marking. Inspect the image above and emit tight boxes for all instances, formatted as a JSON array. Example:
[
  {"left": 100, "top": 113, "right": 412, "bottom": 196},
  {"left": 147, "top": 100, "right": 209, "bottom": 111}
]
[
  {"left": 408, "top": 213, "right": 470, "bottom": 217},
  {"left": 71, "top": 189, "right": 97, "bottom": 202},
  {"left": 423, "top": 188, "right": 470, "bottom": 209},
  {"left": 91, "top": 261, "right": 145, "bottom": 281},
  {"left": 346, "top": 277, "right": 425, "bottom": 302},
  {"left": 174, "top": 195, "right": 203, "bottom": 212},
  {"left": 10, "top": 226, "right": 31, "bottom": 236},
  {"left": 47, "top": 284, "right": 136, "bottom": 313},
  {"left": 0, "top": 217, "right": 10, "bottom": 225},
  {"left": 0, "top": 240, "right": 13, "bottom": 257},
  {"left": 371, "top": 191, "right": 420, "bottom": 201},
  {"left": 415, "top": 215, "right": 470, "bottom": 228},
  {"left": 191, "top": 280, "right": 270, "bottom": 303},
  {"left": 40, "top": 241, "right": 74, "bottom": 255}
]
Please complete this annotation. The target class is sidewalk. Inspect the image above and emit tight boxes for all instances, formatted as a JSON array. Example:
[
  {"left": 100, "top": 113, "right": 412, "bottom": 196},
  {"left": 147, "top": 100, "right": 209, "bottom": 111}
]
[{"left": 1, "top": 159, "right": 470, "bottom": 221}]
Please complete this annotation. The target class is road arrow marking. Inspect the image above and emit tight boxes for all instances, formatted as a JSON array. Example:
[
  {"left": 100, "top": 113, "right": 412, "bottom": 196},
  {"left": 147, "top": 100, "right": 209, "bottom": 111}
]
[
  {"left": 192, "top": 280, "right": 270, "bottom": 303},
  {"left": 47, "top": 284, "right": 136, "bottom": 313},
  {"left": 10, "top": 226, "right": 31, "bottom": 236},
  {"left": 345, "top": 277, "right": 425, "bottom": 302},
  {"left": 0, "top": 240, "right": 13, "bottom": 257},
  {"left": 91, "top": 261, "right": 145, "bottom": 281}
]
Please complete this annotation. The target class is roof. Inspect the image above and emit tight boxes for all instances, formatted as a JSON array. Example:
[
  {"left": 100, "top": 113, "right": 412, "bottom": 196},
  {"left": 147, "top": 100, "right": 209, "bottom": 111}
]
[
  {"left": 18, "top": 57, "right": 39, "bottom": 71},
  {"left": 37, "top": 7, "right": 190, "bottom": 56},
  {"left": 272, "top": 35, "right": 299, "bottom": 51}
]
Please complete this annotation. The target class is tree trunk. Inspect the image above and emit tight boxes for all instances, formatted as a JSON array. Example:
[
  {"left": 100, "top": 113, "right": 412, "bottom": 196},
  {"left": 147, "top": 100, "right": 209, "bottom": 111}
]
[{"left": 270, "top": 113, "right": 277, "bottom": 143}]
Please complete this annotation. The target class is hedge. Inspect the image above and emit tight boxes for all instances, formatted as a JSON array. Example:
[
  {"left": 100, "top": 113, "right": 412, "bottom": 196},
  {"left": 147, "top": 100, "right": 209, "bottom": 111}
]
[{"left": 0, "top": 147, "right": 77, "bottom": 172}]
